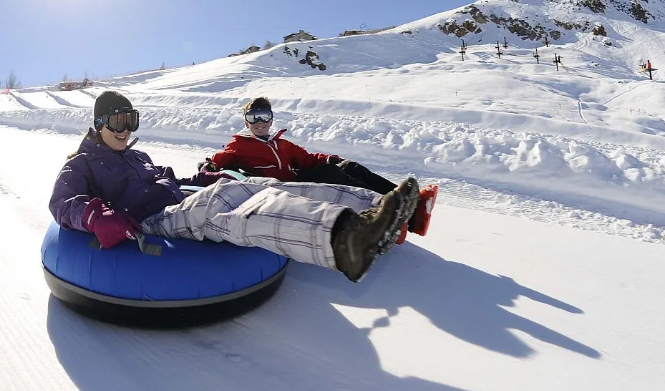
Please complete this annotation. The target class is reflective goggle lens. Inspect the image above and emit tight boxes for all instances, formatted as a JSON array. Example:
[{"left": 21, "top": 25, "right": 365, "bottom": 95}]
[
  {"left": 245, "top": 110, "right": 273, "bottom": 124},
  {"left": 106, "top": 111, "right": 139, "bottom": 133}
]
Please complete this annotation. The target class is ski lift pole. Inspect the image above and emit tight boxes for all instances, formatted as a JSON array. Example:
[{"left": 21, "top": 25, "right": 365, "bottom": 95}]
[{"left": 646, "top": 60, "right": 656, "bottom": 80}]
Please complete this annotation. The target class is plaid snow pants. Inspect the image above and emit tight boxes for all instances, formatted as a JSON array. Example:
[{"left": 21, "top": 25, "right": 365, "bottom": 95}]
[{"left": 141, "top": 177, "right": 382, "bottom": 269}]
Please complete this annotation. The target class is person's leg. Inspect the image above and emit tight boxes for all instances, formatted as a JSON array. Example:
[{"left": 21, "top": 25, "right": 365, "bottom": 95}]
[
  {"left": 337, "top": 160, "right": 397, "bottom": 195},
  {"left": 244, "top": 176, "right": 383, "bottom": 211},
  {"left": 142, "top": 177, "right": 418, "bottom": 282},
  {"left": 141, "top": 177, "right": 392, "bottom": 267},
  {"left": 333, "top": 161, "right": 440, "bottom": 238},
  {"left": 142, "top": 179, "right": 340, "bottom": 269},
  {"left": 244, "top": 177, "right": 421, "bottom": 254},
  {"left": 295, "top": 164, "right": 368, "bottom": 189}
]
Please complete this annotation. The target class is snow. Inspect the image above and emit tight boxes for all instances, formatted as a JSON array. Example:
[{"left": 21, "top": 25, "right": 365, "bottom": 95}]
[{"left": 1, "top": 1, "right": 665, "bottom": 389}]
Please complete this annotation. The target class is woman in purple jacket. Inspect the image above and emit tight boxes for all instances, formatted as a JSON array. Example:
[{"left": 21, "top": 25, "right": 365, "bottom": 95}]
[{"left": 49, "top": 91, "right": 420, "bottom": 283}]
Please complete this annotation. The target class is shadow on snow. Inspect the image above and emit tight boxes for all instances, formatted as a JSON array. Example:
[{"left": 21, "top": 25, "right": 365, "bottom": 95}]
[{"left": 47, "top": 242, "right": 598, "bottom": 391}]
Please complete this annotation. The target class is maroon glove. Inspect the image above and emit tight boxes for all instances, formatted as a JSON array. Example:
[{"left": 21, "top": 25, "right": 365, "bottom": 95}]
[
  {"left": 197, "top": 171, "right": 239, "bottom": 186},
  {"left": 82, "top": 198, "right": 143, "bottom": 249}
]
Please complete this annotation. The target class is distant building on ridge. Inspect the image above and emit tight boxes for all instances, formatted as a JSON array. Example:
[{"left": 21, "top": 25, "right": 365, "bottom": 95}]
[{"left": 283, "top": 30, "right": 317, "bottom": 43}]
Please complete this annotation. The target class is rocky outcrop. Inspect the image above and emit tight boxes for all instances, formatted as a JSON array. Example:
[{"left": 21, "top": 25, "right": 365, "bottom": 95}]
[
  {"left": 227, "top": 45, "right": 260, "bottom": 57},
  {"left": 437, "top": 1, "right": 660, "bottom": 43},
  {"left": 438, "top": 19, "right": 483, "bottom": 37},
  {"left": 298, "top": 50, "right": 327, "bottom": 71},
  {"left": 579, "top": 0, "right": 606, "bottom": 13},
  {"left": 592, "top": 24, "right": 607, "bottom": 36},
  {"left": 439, "top": 5, "right": 558, "bottom": 41}
]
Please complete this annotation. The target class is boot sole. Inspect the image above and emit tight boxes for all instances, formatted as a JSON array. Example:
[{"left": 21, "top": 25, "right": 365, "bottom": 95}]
[{"left": 414, "top": 184, "right": 439, "bottom": 236}]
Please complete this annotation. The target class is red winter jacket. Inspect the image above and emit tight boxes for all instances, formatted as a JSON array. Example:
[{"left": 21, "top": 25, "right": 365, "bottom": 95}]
[{"left": 210, "top": 129, "right": 339, "bottom": 181}]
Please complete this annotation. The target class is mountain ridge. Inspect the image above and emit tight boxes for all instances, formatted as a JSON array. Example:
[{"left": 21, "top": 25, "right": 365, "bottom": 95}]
[{"left": 397, "top": 0, "right": 665, "bottom": 44}]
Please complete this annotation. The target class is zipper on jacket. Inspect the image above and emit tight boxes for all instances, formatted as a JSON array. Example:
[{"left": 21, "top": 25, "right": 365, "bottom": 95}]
[{"left": 266, "top": 141, "right": 282, "bottom": 170}]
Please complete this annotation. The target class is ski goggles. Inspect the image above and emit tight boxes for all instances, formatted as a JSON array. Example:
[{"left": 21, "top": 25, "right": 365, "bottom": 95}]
[
  {"left": 244, "top": 109, "right": 273, "bottom": 124},
  {"left": 95, "top": 108, "right": 140, "bottom": 133}
]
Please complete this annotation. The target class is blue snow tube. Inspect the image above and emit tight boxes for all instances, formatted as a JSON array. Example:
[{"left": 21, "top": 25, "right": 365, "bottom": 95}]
[{"left": 41, "top": 179, "right": 290, "bottom": 328}]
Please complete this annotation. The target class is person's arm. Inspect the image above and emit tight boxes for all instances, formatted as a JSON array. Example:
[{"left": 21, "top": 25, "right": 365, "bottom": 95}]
[
  {"left": 49, "top": 157, "right": 96, "bottom": 231},
  {"left": 288, "top": 141, "right": 341, "bottom": 169},
  {"left": 50, "top": 155, "right": 142, "bottom": 248},
  {"left": 209, "top": 143, "right": 237, "bottom": 171},
  {"left": 146, "top": 158, "right": 237, "bottom": 188},
  {"left": 176, "top": 171, "right": 239, "bottom": 187}
]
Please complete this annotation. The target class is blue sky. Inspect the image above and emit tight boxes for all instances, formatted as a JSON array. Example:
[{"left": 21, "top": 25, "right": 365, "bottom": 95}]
[{"left": 0, "top": 0, "right": 470, "bottom": 87}]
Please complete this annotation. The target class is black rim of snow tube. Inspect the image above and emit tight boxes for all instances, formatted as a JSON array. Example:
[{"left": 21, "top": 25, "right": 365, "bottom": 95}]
[{"left": 43, "top": 261, "right": 289, "bottom": 329}]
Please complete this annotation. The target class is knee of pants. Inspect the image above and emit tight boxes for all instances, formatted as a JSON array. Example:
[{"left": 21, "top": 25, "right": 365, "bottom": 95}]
[
  {"left": 338, "top": 160, "right": 361, "bottom": 171},
  {"left": 337, "top": 159, "right": 351, "bottom": 168}
]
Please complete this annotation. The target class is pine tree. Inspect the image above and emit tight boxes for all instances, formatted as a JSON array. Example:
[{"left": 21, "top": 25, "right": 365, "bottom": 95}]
[{"left": 5, "top": 70, "right": 21, "bottom": 89}]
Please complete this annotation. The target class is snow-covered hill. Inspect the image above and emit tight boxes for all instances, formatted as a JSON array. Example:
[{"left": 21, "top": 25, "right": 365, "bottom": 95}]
[{"left": 1, "top": 1, "right": 665, "bottom": 390}]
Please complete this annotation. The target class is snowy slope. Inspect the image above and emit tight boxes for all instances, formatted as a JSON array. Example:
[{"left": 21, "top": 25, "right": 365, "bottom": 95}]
[
  {"left": 1, "top": 0, "right": 665, "bottom": 390},
  {"left": 1, "top": 127, "right": 664, "bottom": 391}
]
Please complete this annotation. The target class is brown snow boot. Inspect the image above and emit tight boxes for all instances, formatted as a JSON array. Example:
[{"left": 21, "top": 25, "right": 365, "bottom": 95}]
[
  {"left": 360, "top": 177, "right": 419, "bottom": 255},
  {"left": 331, "top": 177, "right": 419, "bottom": 282}
]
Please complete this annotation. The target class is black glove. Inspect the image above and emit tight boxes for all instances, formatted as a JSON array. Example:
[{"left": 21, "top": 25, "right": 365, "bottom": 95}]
[
  {"left": 326, "top": 155, "right": 342, "bottom": 165},
  {"left": 197, "top": 158, "right": 219, "bottom": 173}
]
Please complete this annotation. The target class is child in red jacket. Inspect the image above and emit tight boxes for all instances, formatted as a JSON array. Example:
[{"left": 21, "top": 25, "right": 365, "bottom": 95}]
[{"left": 202, "top": 97, "right": 438, "bottom": 238}]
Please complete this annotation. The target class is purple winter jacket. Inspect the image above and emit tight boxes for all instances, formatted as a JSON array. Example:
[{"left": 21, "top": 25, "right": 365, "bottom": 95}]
[{"left": 49, "top": 129, "right": 220, "bottom": 232}]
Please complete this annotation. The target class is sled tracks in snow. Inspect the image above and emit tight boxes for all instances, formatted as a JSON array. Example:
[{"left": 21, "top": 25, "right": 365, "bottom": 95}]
[
  {"left": 381, "top": 173, "right": 665, "bottom": 244},
  {"left": 441, "top": 178, "right": 665, "bottom": 244},
  {"left": 45, "top": 91, "right": 85, "bottom": 108},
  {"left": 7, "top": 92, "right": 38, "bottom": 110}
]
